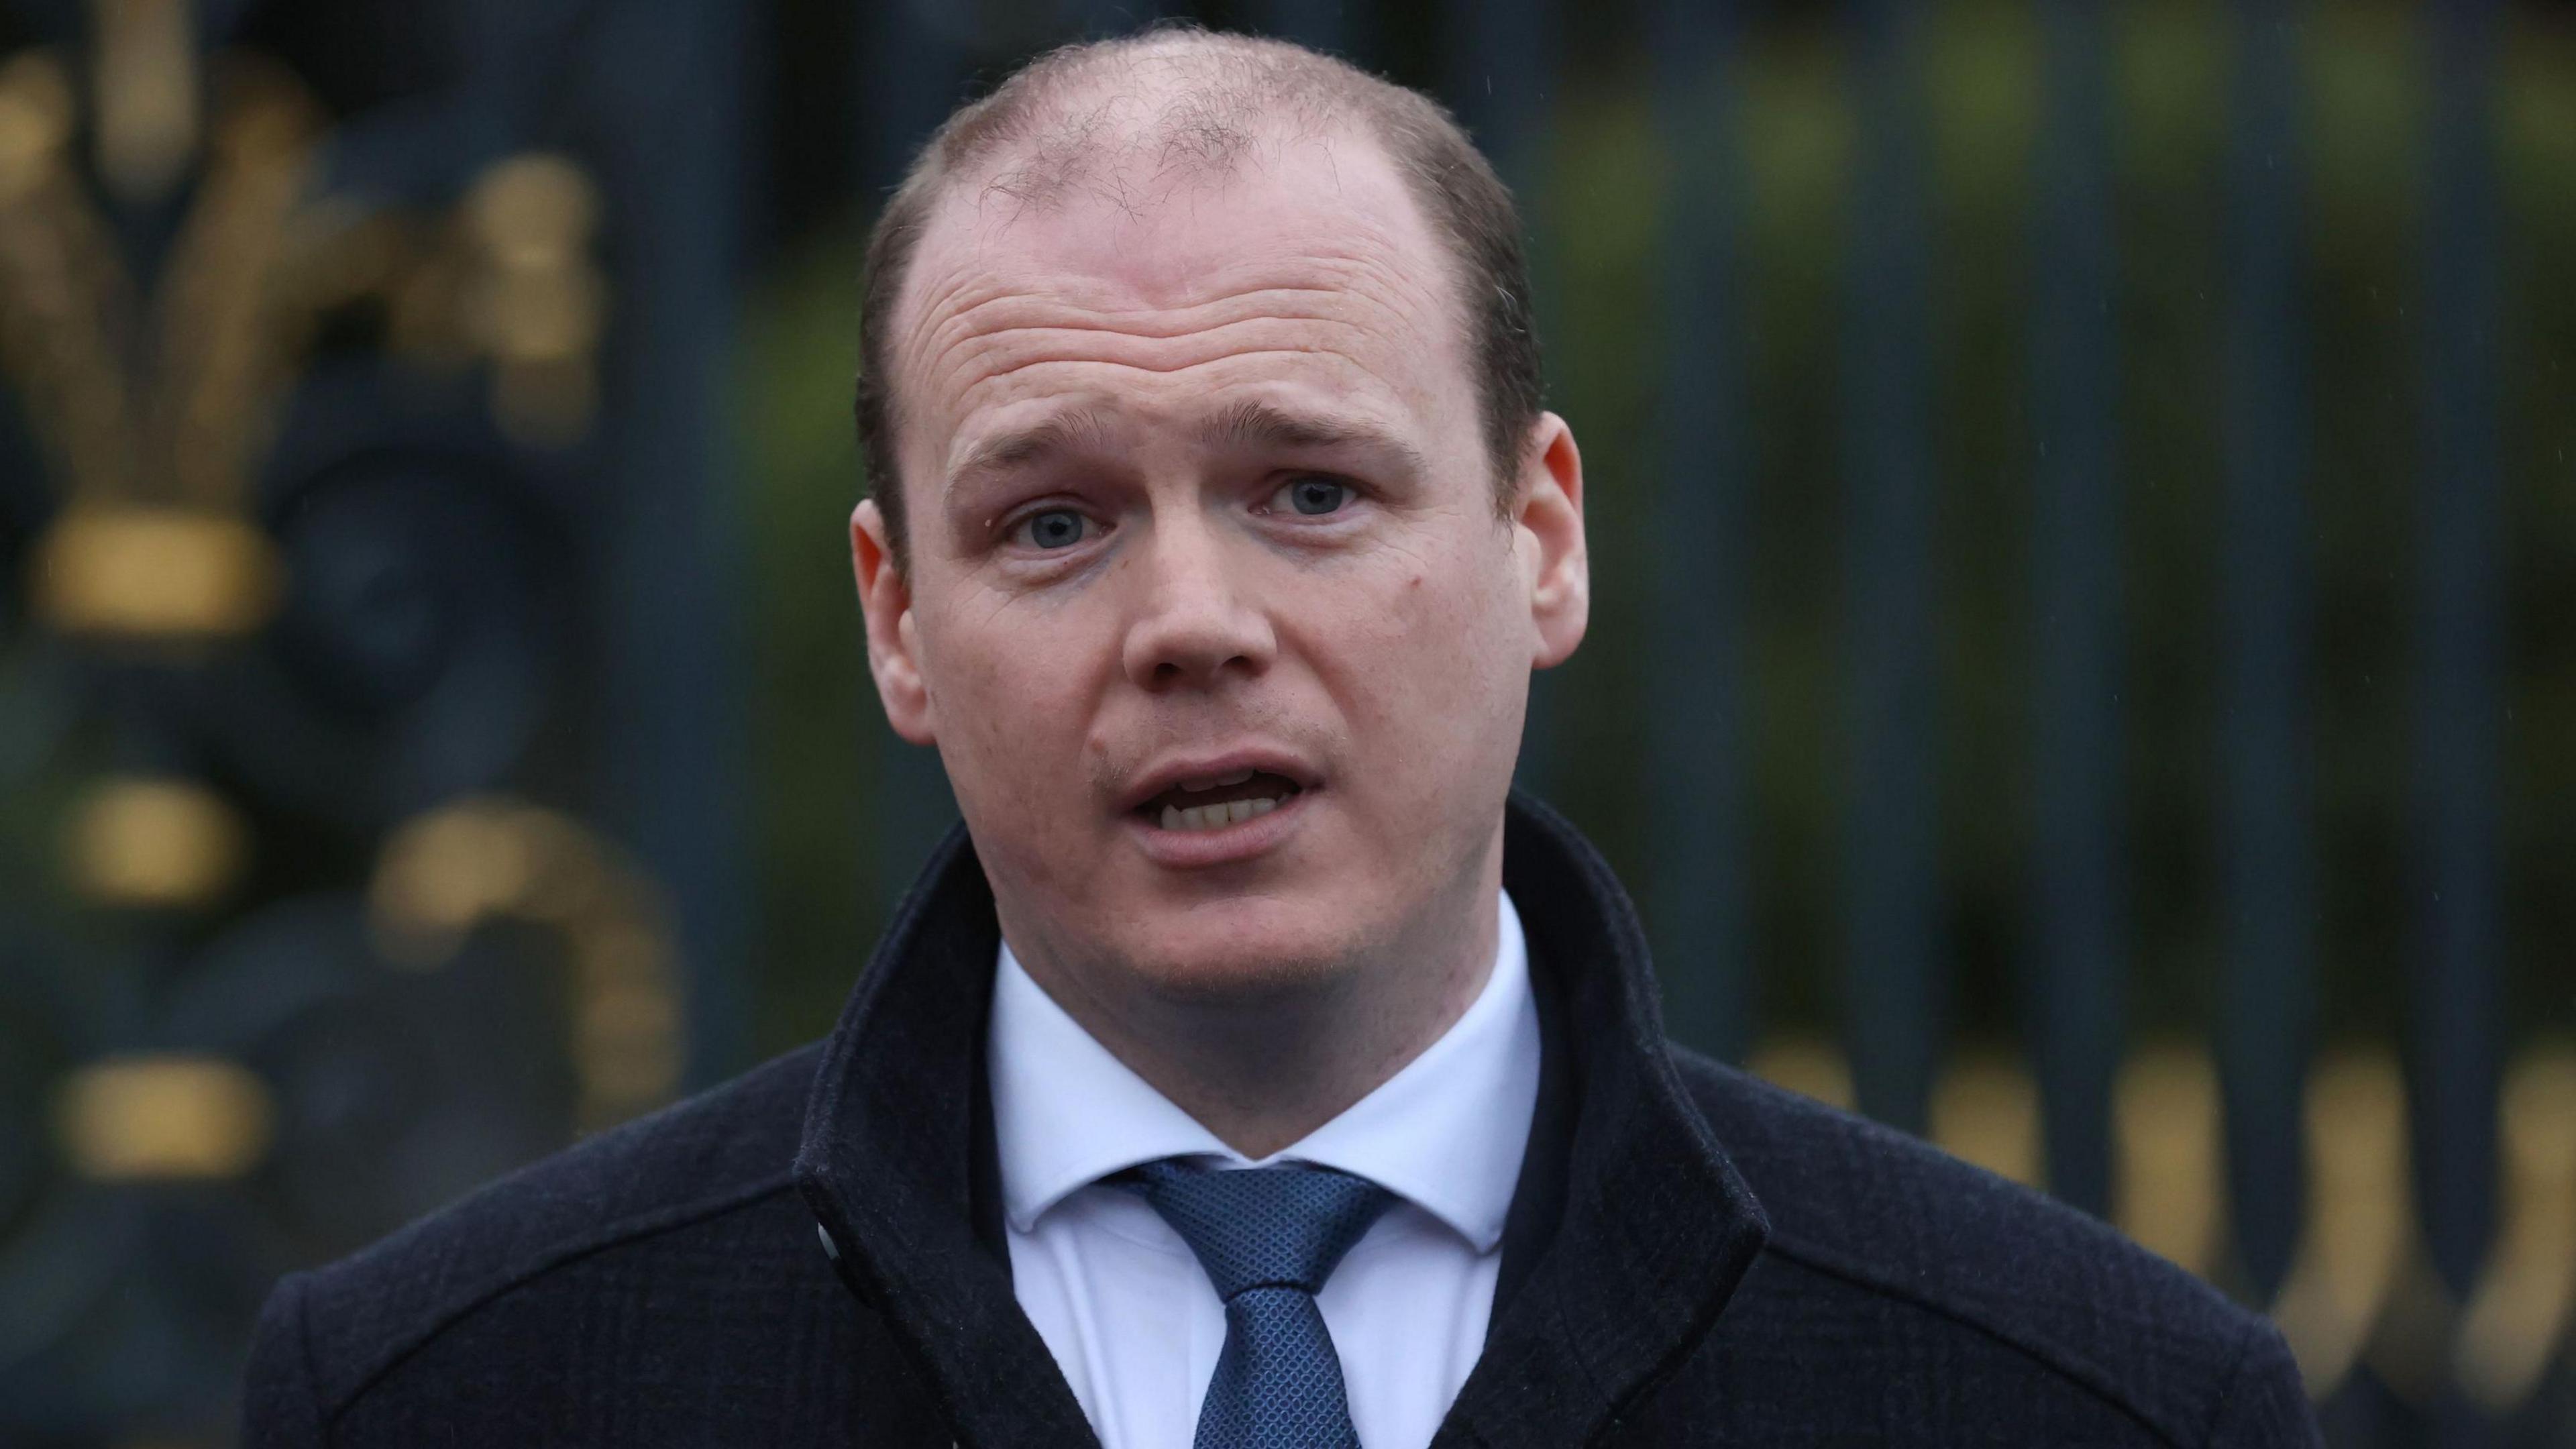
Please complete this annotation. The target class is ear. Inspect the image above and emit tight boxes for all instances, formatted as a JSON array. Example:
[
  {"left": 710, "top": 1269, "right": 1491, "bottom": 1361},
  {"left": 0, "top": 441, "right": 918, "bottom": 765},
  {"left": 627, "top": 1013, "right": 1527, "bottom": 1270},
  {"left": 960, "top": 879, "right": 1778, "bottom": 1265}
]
[
  {"left": 851, "top": 498, "right": 938, "bottom": 745},
  {"left": 1514, "top": 412, "right": 1589, "bottom": 669}
]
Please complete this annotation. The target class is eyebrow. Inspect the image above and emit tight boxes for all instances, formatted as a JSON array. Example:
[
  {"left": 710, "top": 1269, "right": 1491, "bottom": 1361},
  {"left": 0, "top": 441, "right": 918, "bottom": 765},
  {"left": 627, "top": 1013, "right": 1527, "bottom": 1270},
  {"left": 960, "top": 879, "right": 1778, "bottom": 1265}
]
[
  {"left": 943, "top": 398, "right": 1430, "bottom": 500},
  {"left": 947, "top": 406, "right": 1120, "bottom": 497},
  {"left": 1199, "top": 399, "right": 1430, "bottom": 478}
]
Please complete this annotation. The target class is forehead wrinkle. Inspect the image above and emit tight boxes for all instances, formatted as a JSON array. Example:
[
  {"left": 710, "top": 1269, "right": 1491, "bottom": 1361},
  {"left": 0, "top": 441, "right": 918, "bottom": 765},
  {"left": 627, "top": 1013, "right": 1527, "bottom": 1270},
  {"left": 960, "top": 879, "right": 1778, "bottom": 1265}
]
[
  {"left": 938, "top": 321, "right": 1409, "bottom": 430},
  {"left": 916, "top": 144, "right": 1430, "bottom": 316},
  {"left": 963, "top": 345, "right": 1379, "bottom": 400},
  {"left": 912, "top": 266, "right": 1442, "bottom": 429},
  {"left": 928, "top": 282, "right": 1362, "bottom": 353},
  {"left": 908, "top": 254, "right": 1448, "bottom": 400},
  {"left": 924, "top": 208, "right": 1427, "bottom": 317},
  {"left": 934, "top": 300, "right": 1392, "bottom": 380}
]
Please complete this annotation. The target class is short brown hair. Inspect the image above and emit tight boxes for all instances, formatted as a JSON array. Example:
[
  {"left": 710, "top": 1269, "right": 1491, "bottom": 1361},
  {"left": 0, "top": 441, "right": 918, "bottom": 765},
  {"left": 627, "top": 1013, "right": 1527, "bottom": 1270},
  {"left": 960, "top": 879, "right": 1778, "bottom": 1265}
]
[{"left": 855, "top": 25, "right": 1542, "bottom": 563}]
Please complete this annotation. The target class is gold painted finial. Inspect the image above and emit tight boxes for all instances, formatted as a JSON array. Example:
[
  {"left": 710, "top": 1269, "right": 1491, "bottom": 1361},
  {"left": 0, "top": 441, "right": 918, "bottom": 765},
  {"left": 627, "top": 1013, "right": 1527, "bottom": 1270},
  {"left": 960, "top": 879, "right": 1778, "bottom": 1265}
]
[
  {"left": 1931, "top": 1049, "right": 2043, "bottom": 1187},
  {"left": 464, "top": 154, "right": 606, "bottom": 447},
  {"left": 32, "top": 504, "right": 283, "bottom": 640},
  {"left": 372, "top": 797, "right": 685, "bottom": 1130},
  {"left": 2114, "top": 1043, "right": 2226, "bottom": 1281},
  {"left": 2271, "top": 1049, "right": 2414, "bottom": 1399},
  {"left": 89, "top": 0, "right": 201, "bottom": 201},
  {"left": 2455, "top": 1043, "right": 2576, "bottom": 1411},
  {"left": 64, "top": 775, "right": 249, "bottom": 906},
  {"left": 0, "top": 50, "right": 75, "bottom": 199},
  {"left": 56, "top": 1054, "right": 274, "bottom": 1180}
]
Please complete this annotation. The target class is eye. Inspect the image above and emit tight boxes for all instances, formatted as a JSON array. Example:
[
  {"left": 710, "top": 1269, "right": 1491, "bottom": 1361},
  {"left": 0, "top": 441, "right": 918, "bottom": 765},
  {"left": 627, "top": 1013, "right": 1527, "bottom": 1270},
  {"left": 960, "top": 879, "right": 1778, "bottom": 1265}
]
[
  {"left": 1010, "top": 507, "right": 1095, "bottom": 551},
  {"left": 1274, "top": 476, "right": 1353, "bottom": 518}
]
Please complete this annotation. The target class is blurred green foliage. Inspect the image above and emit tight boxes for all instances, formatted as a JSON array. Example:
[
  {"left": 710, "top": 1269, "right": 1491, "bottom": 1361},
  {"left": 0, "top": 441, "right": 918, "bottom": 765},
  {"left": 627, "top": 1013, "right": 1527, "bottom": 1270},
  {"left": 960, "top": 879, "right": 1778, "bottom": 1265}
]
[{"left": 736, "top": 231, "right": 875, "bottom": 1054}]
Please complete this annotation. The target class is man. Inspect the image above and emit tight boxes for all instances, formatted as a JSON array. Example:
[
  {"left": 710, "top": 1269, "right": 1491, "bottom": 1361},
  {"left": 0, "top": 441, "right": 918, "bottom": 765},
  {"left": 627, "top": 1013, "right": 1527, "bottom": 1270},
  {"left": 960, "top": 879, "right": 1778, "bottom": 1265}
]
[{"left": 244, "top": 27, "right": 2318, "bottom": 1448}]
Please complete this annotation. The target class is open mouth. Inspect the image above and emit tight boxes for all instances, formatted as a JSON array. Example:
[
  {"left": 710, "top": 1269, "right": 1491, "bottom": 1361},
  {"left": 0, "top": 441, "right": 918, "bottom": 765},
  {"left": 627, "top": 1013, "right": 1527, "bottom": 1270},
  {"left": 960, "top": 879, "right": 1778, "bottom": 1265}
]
[{"left": 1136, "top": 769, "right": 1306, "bottom": 833}]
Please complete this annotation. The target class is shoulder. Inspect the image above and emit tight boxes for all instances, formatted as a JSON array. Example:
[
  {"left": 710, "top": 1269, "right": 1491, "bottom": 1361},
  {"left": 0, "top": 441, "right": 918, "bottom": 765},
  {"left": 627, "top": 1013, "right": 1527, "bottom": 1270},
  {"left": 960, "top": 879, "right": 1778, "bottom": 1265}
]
[
  {"left": 249, "top": 1043, "right": 824, "bottom": 1417},
  {"left": 1666, "top": 1046, "right": 2311, "bottom": 1447}
]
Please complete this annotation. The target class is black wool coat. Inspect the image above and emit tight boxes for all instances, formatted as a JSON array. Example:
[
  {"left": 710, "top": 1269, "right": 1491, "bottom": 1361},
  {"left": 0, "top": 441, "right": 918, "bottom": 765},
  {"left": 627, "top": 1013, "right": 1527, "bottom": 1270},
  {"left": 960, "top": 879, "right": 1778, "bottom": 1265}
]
[{"left": 242, "top": 796, "right": 2320, "bottom": 1447}]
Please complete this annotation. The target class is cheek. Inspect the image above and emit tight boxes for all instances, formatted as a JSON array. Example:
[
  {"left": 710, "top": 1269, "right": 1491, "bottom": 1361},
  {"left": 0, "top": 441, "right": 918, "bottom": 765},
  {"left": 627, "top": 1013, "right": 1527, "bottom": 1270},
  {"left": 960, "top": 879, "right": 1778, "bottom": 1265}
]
[
  {"left": 922, "top": 594, "right": 1106, "bottom": 812},
  {"left": 1326, "top": 541, "right": 1525, "bottom": 783}
]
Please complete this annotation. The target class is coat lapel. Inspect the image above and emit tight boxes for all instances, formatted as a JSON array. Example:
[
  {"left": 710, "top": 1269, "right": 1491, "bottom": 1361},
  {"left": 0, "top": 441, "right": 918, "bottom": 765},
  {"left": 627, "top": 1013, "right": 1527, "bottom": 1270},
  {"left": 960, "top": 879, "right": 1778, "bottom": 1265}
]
[
  {"left": 792, "top": 826, "right": 1102, "bottom": 1449},
  {"left": 1434, "top": 796, "right": 1770, "bottom": 1447},
  {"left": 792, "top": 795, "right": 1770, "bottom": 1449}
]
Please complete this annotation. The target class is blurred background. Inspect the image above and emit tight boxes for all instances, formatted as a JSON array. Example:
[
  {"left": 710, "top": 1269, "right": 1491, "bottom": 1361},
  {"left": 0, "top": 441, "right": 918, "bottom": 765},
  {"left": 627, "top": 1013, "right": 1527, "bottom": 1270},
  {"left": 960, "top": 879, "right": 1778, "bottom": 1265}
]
[{"left": 0, "top": 0, "right": 2567, "bottom": 1443}]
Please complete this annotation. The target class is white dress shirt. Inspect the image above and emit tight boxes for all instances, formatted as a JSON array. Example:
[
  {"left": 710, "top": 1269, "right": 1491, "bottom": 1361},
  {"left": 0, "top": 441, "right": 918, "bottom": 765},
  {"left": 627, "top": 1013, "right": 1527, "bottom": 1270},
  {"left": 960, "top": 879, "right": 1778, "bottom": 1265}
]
[{"left": 989, "top": 891, "right": 1540, "bottom": 1449}]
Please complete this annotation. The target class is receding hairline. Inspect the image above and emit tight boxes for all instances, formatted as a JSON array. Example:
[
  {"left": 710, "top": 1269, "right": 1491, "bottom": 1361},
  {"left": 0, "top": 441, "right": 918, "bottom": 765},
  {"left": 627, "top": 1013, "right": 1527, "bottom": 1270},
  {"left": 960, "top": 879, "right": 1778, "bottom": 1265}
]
[
  {"left": 883, "top": 30, "right": 1468, "bottom": 378},
  {"left": 915, "top": 30, "right": 1388, "bottom": 198},
  {"left": 886, "top": 68, "right": 1444, "bottom": 378}
]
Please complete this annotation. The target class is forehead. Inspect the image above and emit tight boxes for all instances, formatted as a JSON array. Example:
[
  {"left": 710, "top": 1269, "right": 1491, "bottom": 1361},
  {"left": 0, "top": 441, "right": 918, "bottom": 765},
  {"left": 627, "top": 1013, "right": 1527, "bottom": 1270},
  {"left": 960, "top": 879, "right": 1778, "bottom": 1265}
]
[{"left": 888, "top": 123, "right": 1473, "bottom": 463}]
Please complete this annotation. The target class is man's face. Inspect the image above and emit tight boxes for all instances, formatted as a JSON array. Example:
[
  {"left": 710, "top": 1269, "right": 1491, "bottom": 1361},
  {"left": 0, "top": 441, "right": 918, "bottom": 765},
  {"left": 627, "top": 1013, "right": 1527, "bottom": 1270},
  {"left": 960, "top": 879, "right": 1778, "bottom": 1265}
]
[{"left": 853, "top": 125, "right": 1587, "bottom": 1006}]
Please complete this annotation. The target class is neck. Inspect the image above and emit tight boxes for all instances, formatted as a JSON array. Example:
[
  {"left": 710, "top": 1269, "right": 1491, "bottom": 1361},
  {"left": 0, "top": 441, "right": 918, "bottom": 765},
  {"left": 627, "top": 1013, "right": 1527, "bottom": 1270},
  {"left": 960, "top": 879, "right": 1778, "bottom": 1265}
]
[{"left": 1006, "top": 836, "right": 1503, "bottom": 1160}]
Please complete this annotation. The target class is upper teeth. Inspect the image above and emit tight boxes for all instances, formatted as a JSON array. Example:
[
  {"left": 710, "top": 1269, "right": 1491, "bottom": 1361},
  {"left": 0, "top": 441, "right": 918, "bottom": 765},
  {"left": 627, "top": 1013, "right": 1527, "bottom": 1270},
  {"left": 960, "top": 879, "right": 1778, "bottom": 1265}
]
[{"left": 1161, "top": 797, "right": 1279, "bottom": 833}]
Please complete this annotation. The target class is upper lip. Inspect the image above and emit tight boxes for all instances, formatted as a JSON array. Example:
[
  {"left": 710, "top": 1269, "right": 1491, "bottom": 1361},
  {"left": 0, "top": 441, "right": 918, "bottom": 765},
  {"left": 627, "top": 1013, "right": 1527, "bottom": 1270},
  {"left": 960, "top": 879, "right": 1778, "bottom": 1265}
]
[{"left": 1116, "top": 746, "right": 1323, "bottom": 814}]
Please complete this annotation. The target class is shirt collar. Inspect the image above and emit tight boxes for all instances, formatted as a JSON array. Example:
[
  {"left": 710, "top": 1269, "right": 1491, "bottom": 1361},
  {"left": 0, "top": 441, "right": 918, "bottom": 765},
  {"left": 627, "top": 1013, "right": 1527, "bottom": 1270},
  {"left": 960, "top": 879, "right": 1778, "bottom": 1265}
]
[{"left": 988, "top": 890, "right": 1540, "bottom": 1253}]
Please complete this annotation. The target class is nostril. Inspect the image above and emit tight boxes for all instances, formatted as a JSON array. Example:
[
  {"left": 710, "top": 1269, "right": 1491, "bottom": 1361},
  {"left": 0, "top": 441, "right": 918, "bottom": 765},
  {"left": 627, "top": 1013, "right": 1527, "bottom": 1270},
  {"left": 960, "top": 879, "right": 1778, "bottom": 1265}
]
[{"left": 1124, "top": 602, "right": 1275, "bottom": 687}]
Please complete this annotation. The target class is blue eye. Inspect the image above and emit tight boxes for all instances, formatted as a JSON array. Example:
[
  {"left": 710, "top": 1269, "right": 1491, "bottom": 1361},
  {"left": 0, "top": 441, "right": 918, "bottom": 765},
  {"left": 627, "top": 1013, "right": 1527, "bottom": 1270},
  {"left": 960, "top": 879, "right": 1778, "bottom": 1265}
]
[
  {"left": 1014, "top": 508, "right": 1092, "bottom": 550},
  {"left": 1281, "top": 478, "right": 1350, "bottom": 517}
]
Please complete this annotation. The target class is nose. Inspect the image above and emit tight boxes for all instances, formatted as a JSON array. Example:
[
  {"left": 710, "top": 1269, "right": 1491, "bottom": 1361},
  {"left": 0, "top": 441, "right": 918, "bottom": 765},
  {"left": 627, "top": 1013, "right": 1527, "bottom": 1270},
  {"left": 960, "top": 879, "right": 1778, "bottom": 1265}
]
[{"left": 1120, "top": 514, "right": 1275, "bottom": 691}]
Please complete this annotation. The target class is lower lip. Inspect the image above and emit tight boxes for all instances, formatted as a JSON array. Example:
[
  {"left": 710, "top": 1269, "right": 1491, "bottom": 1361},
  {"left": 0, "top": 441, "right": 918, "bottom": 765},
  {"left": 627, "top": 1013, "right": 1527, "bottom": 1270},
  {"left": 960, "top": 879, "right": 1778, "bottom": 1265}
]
[{"left": 1125, "top": 788, "right": 1313, "bottom": 868}]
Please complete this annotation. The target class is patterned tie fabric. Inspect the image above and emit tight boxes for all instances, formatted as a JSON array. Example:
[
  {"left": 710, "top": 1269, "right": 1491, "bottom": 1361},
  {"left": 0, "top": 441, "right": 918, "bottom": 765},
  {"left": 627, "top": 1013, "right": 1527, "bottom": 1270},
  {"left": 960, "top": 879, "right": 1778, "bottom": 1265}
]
[{"left": 1122, "top": 1159, "right": 1396, "bottom": 1448}]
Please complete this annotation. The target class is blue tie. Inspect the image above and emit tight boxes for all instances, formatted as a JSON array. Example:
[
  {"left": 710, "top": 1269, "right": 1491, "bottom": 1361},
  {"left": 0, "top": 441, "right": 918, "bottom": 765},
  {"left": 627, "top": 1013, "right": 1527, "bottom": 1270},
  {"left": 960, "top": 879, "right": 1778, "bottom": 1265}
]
[{"left": 1124, "top": 1160, "right": 1395, "bottom": 1448}]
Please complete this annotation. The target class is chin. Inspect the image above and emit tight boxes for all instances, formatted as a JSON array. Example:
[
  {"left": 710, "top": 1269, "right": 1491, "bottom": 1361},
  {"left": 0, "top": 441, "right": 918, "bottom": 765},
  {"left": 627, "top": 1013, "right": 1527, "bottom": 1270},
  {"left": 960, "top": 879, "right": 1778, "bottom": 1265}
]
[{"left": 1111, "top": 899, "right": 1371, "bottom": 1008}]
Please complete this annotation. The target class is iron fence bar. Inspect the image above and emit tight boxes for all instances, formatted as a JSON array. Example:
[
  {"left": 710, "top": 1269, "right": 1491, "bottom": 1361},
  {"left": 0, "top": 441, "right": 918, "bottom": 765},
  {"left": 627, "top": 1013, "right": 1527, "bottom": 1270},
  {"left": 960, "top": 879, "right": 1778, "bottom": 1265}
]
[
  {"left": 1646, "top": 0, "right": 1750, "bottom": 1062},
  {"left": 1440, "top": 0, "right": 1552, "bottom": 179},
  {"left": 2218, "top": 0, "right": 2313, "bottom": 1303},
  {"left": 1841, "top": 0, "right": 1939, "bottom": 1134},
  {"left": 857, "top": 1, "right": 967, "bottom": 916},
  {"left": 1440, "top": 0, "right": 1563, "bottom": 801},
  {"left": 590, "top": 0, "right": 752, "bottom": 1084},
  {"left": 857, "top": 1, "right": 968, "bottom": 208},
  {"left": 2414, "top": 0, "right": 2505, "bottom": 1319},
  {"left": 2029, "top": 0, "right": 2123, "bottom": 1218}
]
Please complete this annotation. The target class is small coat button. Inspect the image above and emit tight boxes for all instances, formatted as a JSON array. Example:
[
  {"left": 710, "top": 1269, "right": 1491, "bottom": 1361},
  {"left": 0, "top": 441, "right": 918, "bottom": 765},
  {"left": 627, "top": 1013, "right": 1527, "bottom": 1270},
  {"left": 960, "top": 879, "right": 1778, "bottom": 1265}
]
[{"left": 815, "top": 1222, "right": 840, "bottom": 1261}]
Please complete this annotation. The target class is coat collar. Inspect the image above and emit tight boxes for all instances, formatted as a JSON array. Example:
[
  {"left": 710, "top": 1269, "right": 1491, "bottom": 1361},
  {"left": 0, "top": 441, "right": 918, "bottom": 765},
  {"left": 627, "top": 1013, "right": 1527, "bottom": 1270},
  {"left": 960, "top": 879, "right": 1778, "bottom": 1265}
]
[{"left": 792, "top": 792, "right": 1770, "bottom": 1449}]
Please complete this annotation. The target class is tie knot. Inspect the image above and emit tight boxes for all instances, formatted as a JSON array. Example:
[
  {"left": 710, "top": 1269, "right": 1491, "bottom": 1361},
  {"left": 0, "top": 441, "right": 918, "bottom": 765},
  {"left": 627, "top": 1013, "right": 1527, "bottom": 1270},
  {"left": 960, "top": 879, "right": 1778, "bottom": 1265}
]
[{"left": 1122, "top": 1160, "right": 1395, "bottom": 1300}]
